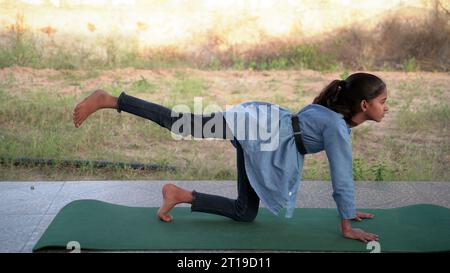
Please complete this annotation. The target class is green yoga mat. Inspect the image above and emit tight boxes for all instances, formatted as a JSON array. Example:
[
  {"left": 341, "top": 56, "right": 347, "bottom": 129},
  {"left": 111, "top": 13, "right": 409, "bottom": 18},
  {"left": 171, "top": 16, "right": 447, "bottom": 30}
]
[{"left": 33, "top": 200, "right": 450, "bottom": 252}]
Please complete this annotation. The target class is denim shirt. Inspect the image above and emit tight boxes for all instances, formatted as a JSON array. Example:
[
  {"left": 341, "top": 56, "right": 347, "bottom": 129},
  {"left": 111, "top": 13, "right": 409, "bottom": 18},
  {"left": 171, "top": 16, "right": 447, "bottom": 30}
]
[{"left": 223, "top": 102, "right": 356, "bottom": 219}]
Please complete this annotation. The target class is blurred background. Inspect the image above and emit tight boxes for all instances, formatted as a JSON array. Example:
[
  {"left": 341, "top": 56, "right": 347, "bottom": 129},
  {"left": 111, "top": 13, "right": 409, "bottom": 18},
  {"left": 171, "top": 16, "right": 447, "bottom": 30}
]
[{"left": 1, "top": 0, "right": 449, "bottom": 71}]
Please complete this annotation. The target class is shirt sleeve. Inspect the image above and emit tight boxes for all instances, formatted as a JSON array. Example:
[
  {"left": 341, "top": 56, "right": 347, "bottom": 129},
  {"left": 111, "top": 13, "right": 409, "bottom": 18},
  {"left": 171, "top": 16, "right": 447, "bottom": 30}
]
[{"left": 323, "top": 120, "right": 356, "bottom": 219}]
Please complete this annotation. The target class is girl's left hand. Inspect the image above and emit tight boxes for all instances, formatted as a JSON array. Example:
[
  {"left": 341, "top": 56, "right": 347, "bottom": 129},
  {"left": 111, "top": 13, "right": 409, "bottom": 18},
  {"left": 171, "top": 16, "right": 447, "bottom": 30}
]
[{"left": 354, "top": 211, "right": 375, "bottom": 222}]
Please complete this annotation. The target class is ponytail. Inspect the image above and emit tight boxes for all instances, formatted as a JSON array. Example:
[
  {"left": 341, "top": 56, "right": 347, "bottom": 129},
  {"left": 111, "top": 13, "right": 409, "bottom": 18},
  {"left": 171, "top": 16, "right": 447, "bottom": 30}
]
[{"left": 313, "top": 73, "right": 386, "bottom": 124}]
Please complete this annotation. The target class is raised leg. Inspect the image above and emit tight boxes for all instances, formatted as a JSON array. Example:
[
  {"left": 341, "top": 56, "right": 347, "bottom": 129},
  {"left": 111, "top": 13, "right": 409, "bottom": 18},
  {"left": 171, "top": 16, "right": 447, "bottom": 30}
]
[{"left": 73, "top": 90, "right": 118, "bottom": 128}]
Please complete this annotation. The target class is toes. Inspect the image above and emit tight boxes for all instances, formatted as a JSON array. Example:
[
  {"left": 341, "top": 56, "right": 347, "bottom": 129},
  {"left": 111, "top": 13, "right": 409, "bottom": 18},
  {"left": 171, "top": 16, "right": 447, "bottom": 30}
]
[
  {"left": 74, "top": 116, "right": 81, "bottom": 127},
  {"left": 158, "top": 213, "right": 173, "bottom": 222}
]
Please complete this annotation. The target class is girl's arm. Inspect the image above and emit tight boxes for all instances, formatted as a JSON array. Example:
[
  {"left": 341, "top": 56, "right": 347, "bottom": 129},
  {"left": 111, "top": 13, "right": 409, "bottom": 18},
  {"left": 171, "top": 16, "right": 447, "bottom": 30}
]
[{"left": 323, "top": 120, "right": 379, "bottom": 242}]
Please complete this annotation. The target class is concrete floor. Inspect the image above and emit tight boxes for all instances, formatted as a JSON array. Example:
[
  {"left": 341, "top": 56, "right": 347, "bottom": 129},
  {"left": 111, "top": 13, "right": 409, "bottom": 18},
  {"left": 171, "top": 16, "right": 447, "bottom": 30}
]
[{"left": 0, "top": 180, "right": 449, "bottom": 253}]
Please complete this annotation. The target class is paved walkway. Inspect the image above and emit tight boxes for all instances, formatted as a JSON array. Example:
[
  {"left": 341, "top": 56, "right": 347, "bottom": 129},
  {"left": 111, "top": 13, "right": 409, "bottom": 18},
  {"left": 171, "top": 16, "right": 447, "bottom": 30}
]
[{"left": 0, "top": 180, "right": 449, "bottom": 253}]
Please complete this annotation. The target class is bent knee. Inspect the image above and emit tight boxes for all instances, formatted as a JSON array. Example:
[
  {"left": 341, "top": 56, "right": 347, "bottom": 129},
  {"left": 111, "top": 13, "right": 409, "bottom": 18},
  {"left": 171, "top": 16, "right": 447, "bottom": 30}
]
[{"left": 235, "top": 209, "right": 258, "bottom": 222}]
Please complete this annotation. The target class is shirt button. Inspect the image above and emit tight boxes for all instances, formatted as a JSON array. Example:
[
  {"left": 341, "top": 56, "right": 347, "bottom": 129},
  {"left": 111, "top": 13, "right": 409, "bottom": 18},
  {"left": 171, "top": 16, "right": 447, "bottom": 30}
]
[{"left": 288, "top": 191, "right": 292, "bottom": 196}]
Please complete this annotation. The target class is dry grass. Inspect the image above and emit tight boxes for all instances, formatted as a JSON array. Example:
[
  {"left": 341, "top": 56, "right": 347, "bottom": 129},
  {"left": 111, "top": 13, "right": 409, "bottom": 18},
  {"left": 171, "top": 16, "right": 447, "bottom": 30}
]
[
  {"left": 0, "top": 7, "right": 448, "bottom": 72},
  {"left": 0, "top": 67, "right": 448, "bottom": 181}
]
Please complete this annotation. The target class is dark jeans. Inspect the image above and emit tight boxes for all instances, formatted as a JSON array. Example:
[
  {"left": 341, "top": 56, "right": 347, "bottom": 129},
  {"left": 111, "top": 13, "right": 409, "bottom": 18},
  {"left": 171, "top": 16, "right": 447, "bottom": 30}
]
[{"left": 117, "top": 92, "right": 260, "bottom": 222}]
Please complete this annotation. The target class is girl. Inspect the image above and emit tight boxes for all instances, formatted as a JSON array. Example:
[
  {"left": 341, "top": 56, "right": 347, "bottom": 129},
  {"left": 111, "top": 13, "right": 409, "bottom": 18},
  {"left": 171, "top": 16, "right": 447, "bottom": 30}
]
[{"left": 73, "top": 72, "right": 388, "bottom": 243}]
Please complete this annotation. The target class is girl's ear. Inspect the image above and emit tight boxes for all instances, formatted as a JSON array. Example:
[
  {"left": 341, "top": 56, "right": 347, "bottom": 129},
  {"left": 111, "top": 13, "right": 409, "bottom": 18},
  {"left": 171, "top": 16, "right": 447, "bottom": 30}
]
[{"left": 360, "top": 100, "right": 368, "bottom": 112}]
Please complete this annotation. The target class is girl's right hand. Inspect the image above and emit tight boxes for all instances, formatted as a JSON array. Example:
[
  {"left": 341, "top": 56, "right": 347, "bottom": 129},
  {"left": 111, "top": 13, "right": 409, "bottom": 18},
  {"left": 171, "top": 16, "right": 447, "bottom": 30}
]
[{"left": 342, "top": 228, "right": 379, "bottom": 243}]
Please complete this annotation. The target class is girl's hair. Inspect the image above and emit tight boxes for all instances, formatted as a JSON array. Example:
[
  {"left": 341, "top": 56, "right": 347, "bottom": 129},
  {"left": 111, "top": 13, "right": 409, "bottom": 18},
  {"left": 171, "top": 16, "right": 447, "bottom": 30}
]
[{"left": 313, "top": 72, "right": 386, "bottom": 124}]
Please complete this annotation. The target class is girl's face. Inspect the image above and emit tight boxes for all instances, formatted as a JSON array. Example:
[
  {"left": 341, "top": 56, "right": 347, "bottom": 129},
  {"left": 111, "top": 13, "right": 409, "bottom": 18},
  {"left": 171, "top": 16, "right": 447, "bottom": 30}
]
[{"left": 364, "top": 88, "right": 389, "bottom": 122}]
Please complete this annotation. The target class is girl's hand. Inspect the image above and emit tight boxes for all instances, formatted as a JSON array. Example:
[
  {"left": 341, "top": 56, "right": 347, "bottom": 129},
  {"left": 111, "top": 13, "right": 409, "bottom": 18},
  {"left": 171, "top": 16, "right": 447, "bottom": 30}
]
[
  {"left": 341, "top": 218, "right": 378, "bottom": 243},
  {"left": 343, "top": 228, "right": 379, "bottom": 243},
  {"left": 353, "top": 211, "right": 374, "bottom": 222}
]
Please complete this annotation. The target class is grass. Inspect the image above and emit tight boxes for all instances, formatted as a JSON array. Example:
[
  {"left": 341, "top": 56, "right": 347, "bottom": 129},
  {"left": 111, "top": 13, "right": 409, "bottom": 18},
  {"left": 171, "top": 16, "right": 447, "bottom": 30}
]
[
  {"left": 170, "top": 72, "right": 207, "bottom": 105},
  {"left": 0, "top": 68, "right": 449, "bottom": 181},
  {"left": 1, "top": 9, "right": 448, "bottom": 72},
  {"left": 131, "top": 76, "right": 157, "bottom": 94},
  {"left": 396, "top": 103, "right": 450, "bottom": 132}
]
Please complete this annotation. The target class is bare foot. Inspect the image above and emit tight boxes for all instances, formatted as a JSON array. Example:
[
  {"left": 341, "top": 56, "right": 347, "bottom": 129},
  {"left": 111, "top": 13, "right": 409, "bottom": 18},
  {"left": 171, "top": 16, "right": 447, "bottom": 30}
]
[
  {"left": 157, "top": 183, "right": 193, "bottom": 222},
  {"left": 72, "top": 90, "right": 117, "bottom": 128}
]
